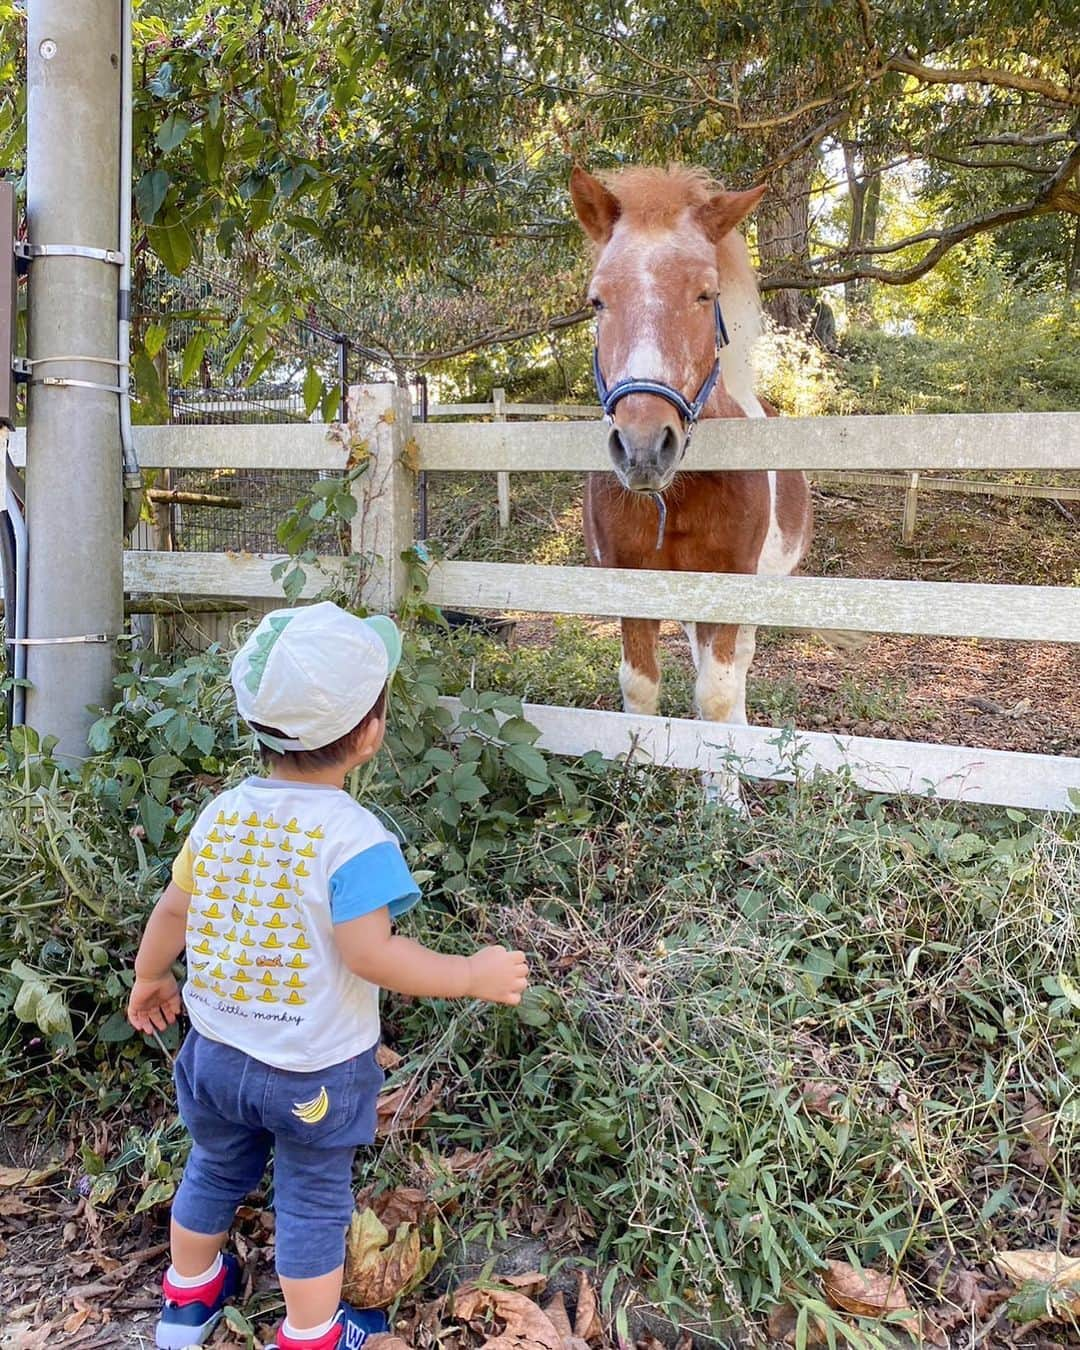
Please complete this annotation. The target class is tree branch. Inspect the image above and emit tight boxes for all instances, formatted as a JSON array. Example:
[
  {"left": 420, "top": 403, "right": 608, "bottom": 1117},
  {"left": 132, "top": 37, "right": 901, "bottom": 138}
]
[
  {"left": 396, "top": 306, "right": 592, "bottom": 368},
  {"left": 885, "top": 55, "right": 1079, "bottom": 108}
]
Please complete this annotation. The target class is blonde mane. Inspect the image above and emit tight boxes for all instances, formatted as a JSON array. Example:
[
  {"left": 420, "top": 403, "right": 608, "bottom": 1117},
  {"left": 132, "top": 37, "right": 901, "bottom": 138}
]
[{"left": 598, "top": 164, "right": 723, "bottom": 230}]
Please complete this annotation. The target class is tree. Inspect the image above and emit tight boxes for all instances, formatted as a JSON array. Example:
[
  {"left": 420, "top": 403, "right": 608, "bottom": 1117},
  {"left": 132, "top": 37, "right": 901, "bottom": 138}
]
[{"left": 0, "top": 0, "right": 1074, "bottom": 363}]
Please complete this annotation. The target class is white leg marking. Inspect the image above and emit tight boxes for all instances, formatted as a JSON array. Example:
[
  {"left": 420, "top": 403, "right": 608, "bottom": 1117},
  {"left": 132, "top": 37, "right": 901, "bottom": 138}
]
[
  {"left": 695, "top": 626, "right": 757, "bottom": 814},
  {"left": 620, "top": 658, "right": 660, "bottom": 716},
  {"left": 694, "top": 626, "right": 756, "bottom": 723},
  {"left": 681, "top": 622, "right": 699, "bottom": 672}
]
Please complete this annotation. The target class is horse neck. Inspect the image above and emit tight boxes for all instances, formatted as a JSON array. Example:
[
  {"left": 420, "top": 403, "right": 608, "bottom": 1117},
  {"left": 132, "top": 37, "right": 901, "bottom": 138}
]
[{"left": 714, "top": 229, "right": 764, "bottom": 419}]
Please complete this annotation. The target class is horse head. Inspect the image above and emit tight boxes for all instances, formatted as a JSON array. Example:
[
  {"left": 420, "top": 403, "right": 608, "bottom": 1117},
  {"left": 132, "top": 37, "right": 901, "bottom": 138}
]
[{"left": 570, "top": 165, "right": 766, "bottom": 493}]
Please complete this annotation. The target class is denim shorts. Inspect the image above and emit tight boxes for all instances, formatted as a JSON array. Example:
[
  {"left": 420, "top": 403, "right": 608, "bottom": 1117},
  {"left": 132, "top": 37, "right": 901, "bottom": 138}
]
[{"left": 172, "top": 1029, "right": 384, "bottom": 1279}]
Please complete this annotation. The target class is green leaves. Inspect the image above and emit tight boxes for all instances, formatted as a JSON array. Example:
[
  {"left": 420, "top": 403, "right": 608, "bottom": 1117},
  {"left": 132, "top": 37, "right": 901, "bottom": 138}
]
[
  {"left": 134, "top": 168, "right": 170, "bottom": 224},
  {"left": 11, "top": 961, "right": 72, "bottom": 1040},
  {"left": 155, "top": 112, "right": 192, "bottom": 153},
  {"left": 148, "top": 208, "right": 194, "bottom": 275}
]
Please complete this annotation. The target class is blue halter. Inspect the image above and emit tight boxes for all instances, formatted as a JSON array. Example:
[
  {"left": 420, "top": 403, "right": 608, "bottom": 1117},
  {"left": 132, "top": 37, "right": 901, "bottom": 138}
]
[{"left": 592, "top": 296, "right": 730, "bottom": 438}]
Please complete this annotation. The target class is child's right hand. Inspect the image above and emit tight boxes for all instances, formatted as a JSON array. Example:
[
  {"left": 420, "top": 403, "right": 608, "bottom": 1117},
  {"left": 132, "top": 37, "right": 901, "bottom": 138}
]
[{"left": 466, "top": 945, "right": 529, "bottom": 1004}]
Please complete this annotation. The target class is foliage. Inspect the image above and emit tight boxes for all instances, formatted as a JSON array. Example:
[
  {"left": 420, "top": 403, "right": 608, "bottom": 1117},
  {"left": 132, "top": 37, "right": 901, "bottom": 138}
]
[
  {"left": 370, "top": 769, "right": 1080, "bottom": 1339},
  {"left": 0, "top": 1, "right": 1075, "bottom": 373}
]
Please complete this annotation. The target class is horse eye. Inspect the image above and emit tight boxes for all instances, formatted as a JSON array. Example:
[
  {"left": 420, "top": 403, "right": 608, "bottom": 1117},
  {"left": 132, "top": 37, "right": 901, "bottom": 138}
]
[
  {"left": 590, "top": 296, "right": 605, "bottom": 312},
  {"left": 697, "top": 292, "right": 713, "bottom": 304}
]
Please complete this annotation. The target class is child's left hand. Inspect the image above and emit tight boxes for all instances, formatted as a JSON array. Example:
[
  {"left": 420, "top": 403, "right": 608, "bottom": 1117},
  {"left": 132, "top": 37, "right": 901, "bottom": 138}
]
[{"left": 127, "top": 974, "right": 182, "bottom": 1035}]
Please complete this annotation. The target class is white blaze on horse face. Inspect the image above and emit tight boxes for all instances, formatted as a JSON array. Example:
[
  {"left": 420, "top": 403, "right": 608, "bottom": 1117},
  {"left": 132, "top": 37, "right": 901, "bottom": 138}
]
[{"left": 596, "top": 226, "right": 702, "bottom": 391}]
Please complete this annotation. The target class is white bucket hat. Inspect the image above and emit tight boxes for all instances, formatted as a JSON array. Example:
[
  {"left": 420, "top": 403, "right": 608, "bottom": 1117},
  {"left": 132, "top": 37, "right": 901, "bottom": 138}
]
[{"left": 231, "top": 601, "right": 401, "bottom": 751}]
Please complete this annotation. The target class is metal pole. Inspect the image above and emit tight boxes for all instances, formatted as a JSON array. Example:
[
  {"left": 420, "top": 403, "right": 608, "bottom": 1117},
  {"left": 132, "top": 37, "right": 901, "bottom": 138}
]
[
  {"left": 415, "top": 373, "right": 428, "bottom": 540},
  {"left": 24, "top": 2, "right": 123, "bottom": 754}
]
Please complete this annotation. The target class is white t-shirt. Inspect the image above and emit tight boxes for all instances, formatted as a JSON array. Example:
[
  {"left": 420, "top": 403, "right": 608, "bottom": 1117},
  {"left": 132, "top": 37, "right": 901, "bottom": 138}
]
[{"left": 172, "top": 777, "right": 420, "bottom": 1072}]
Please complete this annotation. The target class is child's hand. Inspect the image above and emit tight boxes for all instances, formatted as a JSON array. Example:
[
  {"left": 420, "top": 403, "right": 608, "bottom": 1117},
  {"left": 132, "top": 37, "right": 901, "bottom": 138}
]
[
  {"left": 127, "top": 974, "right": 182, "bottom": 1035},
  {"left": 466, "top": 946, "right": 529, "bottom": 1004}
]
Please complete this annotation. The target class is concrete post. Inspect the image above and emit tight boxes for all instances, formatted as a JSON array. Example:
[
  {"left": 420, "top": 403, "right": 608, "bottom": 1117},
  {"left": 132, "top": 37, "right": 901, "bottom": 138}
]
[
  {"left": 24, "top": 1, "right": 123, "bottom": 753},
  {"left": 347, "top": 383, "right": 415, "bottom": 613}
]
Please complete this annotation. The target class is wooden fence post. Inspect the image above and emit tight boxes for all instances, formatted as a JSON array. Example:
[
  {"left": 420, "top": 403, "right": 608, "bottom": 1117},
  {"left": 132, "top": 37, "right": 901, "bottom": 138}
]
[
  {"left": 902, "top": 471, "right": 920, "bottom": 544},
  {"left": 347, "top": 382, "right": 416, "bottom": 613},
  {"left": 493, "top": 386, "right": 511, "bottom": 530}
]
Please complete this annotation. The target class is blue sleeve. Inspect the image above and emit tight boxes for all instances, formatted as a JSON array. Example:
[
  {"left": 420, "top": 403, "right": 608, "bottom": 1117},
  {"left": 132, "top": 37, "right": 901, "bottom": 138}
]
[{"left": 329, "top": 841, "right": 421, "bottom": 924}]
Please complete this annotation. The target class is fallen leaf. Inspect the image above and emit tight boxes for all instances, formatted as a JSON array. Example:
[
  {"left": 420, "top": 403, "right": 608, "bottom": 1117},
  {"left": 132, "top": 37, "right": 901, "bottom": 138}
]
[
  {"left": 376, "top": 1080, "right": 442, "bottom": 1138},
  {"left": 451, "top": 1285, "right": 564, "bottom": 1350},
  {"left": 636, "top": 1336, "right": 665, "bottom": 1350},
  {"left": 366, "top": 1337, "right": 414, "bottom": 1350},
  {"left": 574, "top": 1270, "right": 602, "bottom": 1342},
  {"left": 674, "top": 1335, "right": 693, "bottom": 1350},
  {"left": 62, "top": 1308, "right": 92, "bottom": 1335},
  {"left": 355, "top": 1186, "right": 434, "bottom": 1230},
  {"left": 1019, "top": 1095, "right": 1057, "bottom": 1170},
  {"left": 343, "top": 1206, "right": 441, "bottom": 1308},
  {"left": 501, "top": 1273, "right": 548, "bottom": 1297},
  {"left": 822, "top": 1260, "right": 910, "bottom": 1317},
  {"left": 546, "top": 1292, "right": 573, "bottom": 1340},
  {"left": 799, "top": 1080, "right": 843, "bottom": 1119},
  {"left": 440, "top": 1147, "right": 496, "bottom": 1179},
  {"left": 993, "top": 1250, "right": 1080, "bottom": 1319},
  {"left": 376, "top": 1044, "right": 404, "bottom": 1071},
  {"left": 0, "top": 1162, "right": 62, "bottom": 1189}
]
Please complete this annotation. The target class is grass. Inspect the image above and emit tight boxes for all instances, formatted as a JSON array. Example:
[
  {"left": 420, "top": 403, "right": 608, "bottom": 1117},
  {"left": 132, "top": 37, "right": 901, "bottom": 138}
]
[{"left": 370, "top": 770, "right": 1080, "bottom": 1342}]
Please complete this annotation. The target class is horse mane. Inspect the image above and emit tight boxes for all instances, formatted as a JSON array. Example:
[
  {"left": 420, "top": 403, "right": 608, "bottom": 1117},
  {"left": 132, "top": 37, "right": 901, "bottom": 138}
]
[{"left": 598, "top": 164, "right": 721, "bottom": 230}]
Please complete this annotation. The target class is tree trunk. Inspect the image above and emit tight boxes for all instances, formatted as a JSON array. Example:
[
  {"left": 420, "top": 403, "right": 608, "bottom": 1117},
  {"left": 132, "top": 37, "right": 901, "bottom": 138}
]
[
  {"left": 756, "top": 151, "right": 814, "bottom": 330},
  {"left": 843, "top": 142, "right": 880, "bottom": 324},
  {"left": 1067, "top": 216, "right": 1080, "bottom": 293}
]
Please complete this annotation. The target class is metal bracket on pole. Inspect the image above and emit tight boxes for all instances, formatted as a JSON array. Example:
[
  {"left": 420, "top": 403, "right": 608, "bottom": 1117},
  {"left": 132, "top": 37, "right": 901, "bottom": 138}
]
[
  {"left": 7, "top": 632, "right": 114, "bottom": 646},
  {"left": 33, "top": 375, "right": 127, "bottom": 394},
  {"left": 11, "top": 356, "right": 31, "bottom": 384},
  {"left": 13, "top": 241, "right": 125, "bottom": 274}
]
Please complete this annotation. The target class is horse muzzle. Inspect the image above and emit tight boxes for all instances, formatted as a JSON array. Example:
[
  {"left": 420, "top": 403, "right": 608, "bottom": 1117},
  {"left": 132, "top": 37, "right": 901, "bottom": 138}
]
[{"left": 608, "top": 421, "right": 684, "bottom": 492}]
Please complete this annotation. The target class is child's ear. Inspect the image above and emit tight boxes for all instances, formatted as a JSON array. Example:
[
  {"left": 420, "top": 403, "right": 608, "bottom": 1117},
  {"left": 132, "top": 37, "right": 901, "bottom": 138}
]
[{"left": 354, "top": 715, "right": 384, "bottom": 759}]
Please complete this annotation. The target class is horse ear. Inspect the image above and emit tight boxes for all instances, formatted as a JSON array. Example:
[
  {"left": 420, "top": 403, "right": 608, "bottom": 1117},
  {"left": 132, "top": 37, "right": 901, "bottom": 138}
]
[
  {"left": 694, "top": 184, "right": 767, "bottom": 242},
  {"left": 570, "top": 166, "right": 621, "bottom": 243}
]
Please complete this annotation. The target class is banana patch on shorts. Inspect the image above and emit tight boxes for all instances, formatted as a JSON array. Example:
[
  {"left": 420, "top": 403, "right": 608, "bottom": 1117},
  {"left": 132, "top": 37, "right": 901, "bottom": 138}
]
[{"left": 292, "top": 1086, "right": 329, "bottom": 1124}]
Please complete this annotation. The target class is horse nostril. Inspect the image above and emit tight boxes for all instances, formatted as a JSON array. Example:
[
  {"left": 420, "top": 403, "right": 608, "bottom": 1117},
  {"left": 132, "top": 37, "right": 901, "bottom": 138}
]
[
  {"left": 658, "top": 425, "right": 681, "bottom": 463},
  {"left": 608, "top": 427, "right": 629, "bottom": 468}
]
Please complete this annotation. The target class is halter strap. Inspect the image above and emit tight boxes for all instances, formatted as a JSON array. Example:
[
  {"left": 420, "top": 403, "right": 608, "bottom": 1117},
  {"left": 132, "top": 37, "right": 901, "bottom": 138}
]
[{"left": 593, "top": 297, "right": 730, "bottom": 434}]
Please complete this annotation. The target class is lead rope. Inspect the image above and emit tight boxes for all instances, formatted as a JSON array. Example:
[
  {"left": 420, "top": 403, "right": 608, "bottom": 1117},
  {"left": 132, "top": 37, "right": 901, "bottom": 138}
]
[{"left": 650, "top": 492, "right": 667, "bottom": 550}]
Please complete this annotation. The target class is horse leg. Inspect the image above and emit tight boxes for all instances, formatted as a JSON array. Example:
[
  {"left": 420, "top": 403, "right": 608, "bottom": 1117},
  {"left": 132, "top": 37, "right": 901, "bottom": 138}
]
[
  {"left": 694, "top": 622, "right": 757, "bottom": 809},
  {"left": 619, "top": 617, "right": 661, "bottom": 715}
]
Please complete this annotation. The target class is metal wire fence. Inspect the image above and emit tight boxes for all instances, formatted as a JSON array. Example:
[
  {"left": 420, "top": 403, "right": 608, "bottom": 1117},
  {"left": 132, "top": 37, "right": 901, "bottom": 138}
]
[{"left": 132, "top": 260, "right": 395, "bottom": 555}]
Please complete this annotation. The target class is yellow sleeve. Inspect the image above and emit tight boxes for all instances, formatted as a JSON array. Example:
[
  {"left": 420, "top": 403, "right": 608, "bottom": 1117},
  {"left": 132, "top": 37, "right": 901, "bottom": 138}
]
[{"left": 171, "top": 838, "right": 194, "bottom": 893}]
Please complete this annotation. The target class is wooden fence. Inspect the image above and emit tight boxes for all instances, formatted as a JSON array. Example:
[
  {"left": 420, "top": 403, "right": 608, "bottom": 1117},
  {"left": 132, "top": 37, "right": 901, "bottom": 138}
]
[
  {"left": 427, "top": 392, "right": 1080, "bottom": 538},
  {"left": 6, "top": 390, "right": 1079, "bottom": 810}
]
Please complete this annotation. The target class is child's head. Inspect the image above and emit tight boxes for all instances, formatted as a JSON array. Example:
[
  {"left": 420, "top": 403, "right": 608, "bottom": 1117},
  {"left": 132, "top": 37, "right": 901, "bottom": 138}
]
[{"left": 230, "top": 601, "right": 401, "bottom": 776}]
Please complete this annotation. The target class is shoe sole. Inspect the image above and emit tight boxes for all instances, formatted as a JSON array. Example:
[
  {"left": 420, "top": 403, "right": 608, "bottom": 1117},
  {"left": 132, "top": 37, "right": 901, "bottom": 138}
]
[{"left": 155, "top": 1309, "right": 223, "bottom": 1349}]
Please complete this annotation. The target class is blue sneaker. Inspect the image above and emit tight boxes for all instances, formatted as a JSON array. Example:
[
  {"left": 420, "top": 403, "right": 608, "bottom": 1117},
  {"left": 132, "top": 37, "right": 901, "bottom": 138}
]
[
  {"left": 155, "top": 1252, "right": 241, "bottom": 1349},
  {"left": 268, "top": 1303, "right": 389, "bottom": 1350}
]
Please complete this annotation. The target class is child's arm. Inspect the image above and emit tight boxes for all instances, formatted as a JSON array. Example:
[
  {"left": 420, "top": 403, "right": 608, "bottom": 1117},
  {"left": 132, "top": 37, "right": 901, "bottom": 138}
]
[
  {"left": 334, "top": 906, "right": 528, "bottom": 1003},
  {"left": 126, "top": 880, "right": 190, "bottom": 1033}
]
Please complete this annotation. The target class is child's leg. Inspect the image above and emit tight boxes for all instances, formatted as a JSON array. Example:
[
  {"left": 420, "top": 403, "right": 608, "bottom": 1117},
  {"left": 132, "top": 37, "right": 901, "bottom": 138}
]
[
  {"left": 272, "top": 1138, "right": 357, "bottom": 1331},
  {"left": 279, "top": 1265, "right": 348, "bottom": 1333},
  {"left": 172, "top": 1033, "right": 273, "bottom": 1257},
  {"left": 169, "top": 1216, "right": 229, "bottom": 1279}
]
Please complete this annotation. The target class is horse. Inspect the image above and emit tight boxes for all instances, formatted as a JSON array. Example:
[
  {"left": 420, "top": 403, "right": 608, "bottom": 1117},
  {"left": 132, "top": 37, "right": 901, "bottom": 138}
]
[{"left": 569, "top": 164, "right": 813, "bottom": 801}]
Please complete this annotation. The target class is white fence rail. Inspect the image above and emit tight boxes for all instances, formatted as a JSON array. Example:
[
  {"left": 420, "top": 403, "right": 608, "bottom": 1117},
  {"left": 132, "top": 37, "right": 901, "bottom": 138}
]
[{"left": 11, "top": 393, "right": 1078, "bottom": 810}]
